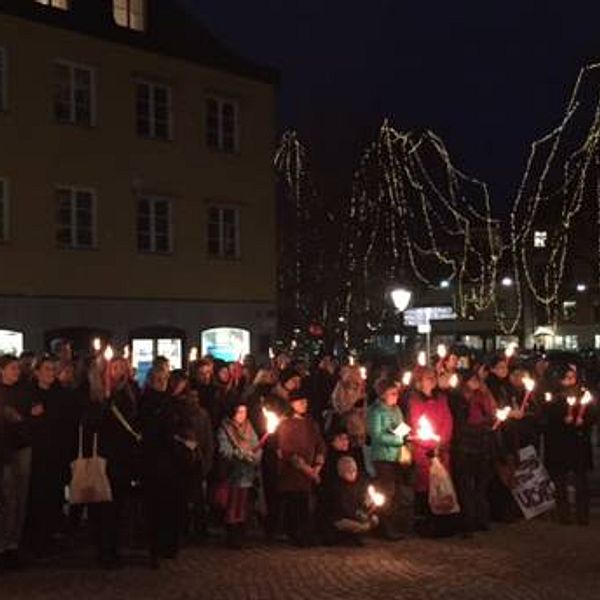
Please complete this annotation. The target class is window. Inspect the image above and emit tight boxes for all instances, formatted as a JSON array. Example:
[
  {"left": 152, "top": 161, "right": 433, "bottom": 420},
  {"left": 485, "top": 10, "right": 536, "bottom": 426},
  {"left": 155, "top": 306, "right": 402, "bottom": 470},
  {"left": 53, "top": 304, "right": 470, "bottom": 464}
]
[
  {"left": 56, "top": 187, "right": 96, "bottom": 249},
  {"left": 205, "top": 97, "right": 239, "bottom": 152},
  {"left": 564, "top": 335, "right": 578, "bottom": 350},
  {"left": 137, "top": 197, "right": 172, "bottom": 253},
  {"left": 53, "top": 62, "right": 94, "bottom": 126},
  {"left": 562, "top": 300, "right": 576, "bottom": 322},
  {"left": 207, "top": 206, "right": 240, "bottom": 259},
  {"left": 595, "top": 335, "right": 600, "bottom": 350},
  {"left": 136, "top": 82, "right": 172, "bottom": 140},
  {"left": 0, "top": 179, "right": 8, "bottom": 242},
  {"left": 35, "top": 0, "right": 69, "bottom": 9},
  {"left": 534, "top": 230, "right": 547, "bottom": 248},
  {"left": 0, "top": 47, "right": 6, "bottom": 111},
  {"left": 114, "top": 0, "right": 146, "bottom": 31}
]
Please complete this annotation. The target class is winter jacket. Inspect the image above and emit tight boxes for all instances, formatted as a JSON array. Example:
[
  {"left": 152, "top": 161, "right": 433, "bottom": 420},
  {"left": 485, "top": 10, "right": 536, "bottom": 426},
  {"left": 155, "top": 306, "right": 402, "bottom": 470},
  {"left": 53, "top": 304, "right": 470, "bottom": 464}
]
[{"left": 367, "top": 400, "right": 405, "bottom": 463}]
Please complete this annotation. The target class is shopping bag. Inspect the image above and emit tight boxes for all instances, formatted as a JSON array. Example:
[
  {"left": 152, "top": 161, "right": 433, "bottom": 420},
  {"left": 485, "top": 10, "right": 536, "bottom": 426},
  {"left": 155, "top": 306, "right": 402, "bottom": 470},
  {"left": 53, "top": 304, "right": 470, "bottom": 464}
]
[
  {"left": 69, "top": 428, "right": 113, "bottom": 505},
  {"left": 428, "top": 456, "right": 460, "bottom": 515}
]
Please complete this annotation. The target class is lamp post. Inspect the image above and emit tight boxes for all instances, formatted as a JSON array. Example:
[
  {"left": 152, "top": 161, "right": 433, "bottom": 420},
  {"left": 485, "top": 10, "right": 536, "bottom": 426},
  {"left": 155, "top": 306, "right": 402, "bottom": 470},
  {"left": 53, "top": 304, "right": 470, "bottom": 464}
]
[{"left": 390, "top": 286, "right": 412, "bottom": 355}]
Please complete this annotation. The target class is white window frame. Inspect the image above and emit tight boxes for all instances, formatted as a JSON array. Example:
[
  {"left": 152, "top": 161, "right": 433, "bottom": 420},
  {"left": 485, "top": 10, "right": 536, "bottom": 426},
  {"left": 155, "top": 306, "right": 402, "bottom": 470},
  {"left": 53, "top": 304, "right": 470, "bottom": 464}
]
[
  {"left": 113, "top": 0, "right": 146, "bottom": 32},
  {"left": 207, "top": 205, "right": 241, "bottom": 259},
  {"left": 533, "top": 230, "right": 547, "bottom": 248},
  {"left": 137, "top": 196, "right": 173, "bottom": 254},
  {"left": 53, "top": 60, "right": 96, "bottom": 126},
  {"left": 0, "top": 178, "right": 9, "bottom": 243},
  {"left": 35, "top": 0, "right": 70, "bottom": 9},
  {"left": 0, "top": 47, "right": 6, "bottom": 111},
  {"left": 135, "top": 80, "right": 173, "bottom": 140},
  {"left": 205, "top": 96, "right": 240, "bottom": 153},
  {"left": 55, "top": 186, "right": 97, "bottom": 250}
]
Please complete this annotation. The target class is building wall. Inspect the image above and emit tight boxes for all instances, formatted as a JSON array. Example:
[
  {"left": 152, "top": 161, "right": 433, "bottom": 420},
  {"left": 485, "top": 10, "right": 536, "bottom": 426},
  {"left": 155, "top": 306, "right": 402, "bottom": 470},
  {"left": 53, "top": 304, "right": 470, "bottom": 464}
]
[
  {"left": 0, "top": 11, "right": 277, "bottom": 353},
  {"left": 0, "top": 12, "right": 276, "bottom": 303}
]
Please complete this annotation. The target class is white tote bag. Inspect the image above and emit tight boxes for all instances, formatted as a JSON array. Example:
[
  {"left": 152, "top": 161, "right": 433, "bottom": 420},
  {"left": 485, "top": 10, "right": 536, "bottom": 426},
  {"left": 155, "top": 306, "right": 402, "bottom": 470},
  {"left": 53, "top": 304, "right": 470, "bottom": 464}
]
[{"left": 69, "top": 427, "right": 113, "bottom": 505}]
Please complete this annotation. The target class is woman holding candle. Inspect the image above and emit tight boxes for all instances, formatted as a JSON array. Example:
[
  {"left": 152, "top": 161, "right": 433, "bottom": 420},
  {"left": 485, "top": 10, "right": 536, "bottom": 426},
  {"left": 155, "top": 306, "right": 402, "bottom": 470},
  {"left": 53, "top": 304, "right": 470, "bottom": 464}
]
[
  {"left": 367, "top": 379, "right": 413, "bottom": 540},
  {"left": 407, "top": 368, "right": 453, "bottom": 536},
  {"left": 542, "top": 363, "right": 596, "bottom": 525},
  {"left": 216, "top": 400, "right": 262, "bottom": 548}
]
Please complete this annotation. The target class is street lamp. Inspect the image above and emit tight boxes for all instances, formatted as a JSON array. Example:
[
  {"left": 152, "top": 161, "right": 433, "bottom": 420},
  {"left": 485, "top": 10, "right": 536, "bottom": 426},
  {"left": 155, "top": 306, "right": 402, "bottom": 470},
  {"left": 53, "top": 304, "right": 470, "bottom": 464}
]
[
  {"left": 390, "top": 287, "right": 412, "bottom": 312},
  {"left": 501, "top": 277, "right": 513, "bottom": 287}
]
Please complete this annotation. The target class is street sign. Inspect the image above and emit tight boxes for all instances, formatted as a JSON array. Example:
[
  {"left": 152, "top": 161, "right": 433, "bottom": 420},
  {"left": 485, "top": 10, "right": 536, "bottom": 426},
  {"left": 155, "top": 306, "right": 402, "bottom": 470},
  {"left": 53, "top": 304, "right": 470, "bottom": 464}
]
[{"left": 404, "top": 306, "right": 457, "bottom": 327}]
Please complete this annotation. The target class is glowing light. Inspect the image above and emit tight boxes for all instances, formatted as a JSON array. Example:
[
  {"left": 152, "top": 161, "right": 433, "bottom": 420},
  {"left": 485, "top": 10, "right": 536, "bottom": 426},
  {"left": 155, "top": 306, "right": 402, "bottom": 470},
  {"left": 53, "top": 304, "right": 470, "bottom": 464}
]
[
  {"left": 390, "top": 287, "right": 412, "bottom": 312},
  {"left": 123, "top": 345, "right": 130, "bottom": 361},
  {"left": 416, "top": 415, "right": 440, "bottom": 442},
  {"left": 501, "top": 277, "right": 514, "bottom": 287},
  {"left": 522, "top": 376, "right": 535, "bottom": 393},
  {"left": 188, "top": 346, "right": 198, "bottom": 363},
  {"left": 576, "top": 283, "right": 587, "bottom": 292},
  {"left": 581, "top": 390, "right": 593, "bottom": 405},
  {"left": 495, "top": 407, "right": 511, "bottom": 422},
  {"left": 437, "top": 344, "right": 447, "bottom": 359},
  {"left": 544, "top": 392, "right": 553, "bottom": 402},
  {"left": 367, "top": 485, "right": 386, "bottom": 508},
  {"left": 268, "top": 347, "right": 275, "bottom": 360},
  {"left": 440, "top": 280, "right": 450, "bottom": 289},
  {"left": 92, "top": 338, "right": 102, "bottom": 352},
  {"left": 449, "top": 373, "right": 459, "bottom": 388},
  {"left": 504, "top": 342, "right": 517, "bottom": 358},
  {"left": 417, "top": 351, "right": 427, "bottom": 367},
  {"left": 567, "top": 396, "right": 577, "bottom": 407},
  {"left": 262, "top": 408, "right": 281, "bottom": 435},
  {"left": 103, "top": 345, "right": 114, "bottom": 362},
  {"left": 359, "top": 366, "right": 367, "bottom": 380},
  {"left": 402, "top": 370, "right": 412, "bottom": 386}
]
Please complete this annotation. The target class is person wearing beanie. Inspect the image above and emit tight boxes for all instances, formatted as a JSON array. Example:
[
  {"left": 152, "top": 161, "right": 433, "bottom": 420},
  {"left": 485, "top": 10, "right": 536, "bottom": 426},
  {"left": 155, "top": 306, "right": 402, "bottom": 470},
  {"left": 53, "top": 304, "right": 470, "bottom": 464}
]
[{"left": 276, "top": 391, "right": 326, "bottom": 546}]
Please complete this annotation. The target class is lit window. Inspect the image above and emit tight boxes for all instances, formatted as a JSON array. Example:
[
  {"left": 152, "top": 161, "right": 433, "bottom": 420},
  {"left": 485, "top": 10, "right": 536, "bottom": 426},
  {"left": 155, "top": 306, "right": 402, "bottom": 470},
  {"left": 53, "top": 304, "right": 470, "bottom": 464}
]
[
  {"left": 201, "top": 328, "right": 250, "bottom": 362},
  {"left": 53, "top": 62, "right": 94, "bottom": 126},
  {"left": 207, "top": 205, "right": 240, "bottom": 259},
  {"left": 0, "top": 178, "right": 8, "bottom": 242},
  {"left": 35, "top": 0, "right": 69, "bottom": 9},
  {"left": 55, "top": 187, "right": 96, "bottom": 249},
  {"left": 595, "top": 335, "right": 600, "bottom": 350},
  {"left": 534, "top": 230, "right": 547, "bottom": 248},
  {"left": 113, "top": 0, "right": 145, "bottom": 32},
  {"left": 205, "top": 97, "right": 239, "bottom": 152},
  {"left": 564, "top": 335, "right": 578, "bottom": 350},
  {"left": 0, "top": 47, "right": 6, "bottom": 111},
  {"left": 136, "top": 81, "right": 172, "bottom": 140},
  {"left": 562, "top": 301, "right": 576, "bottom": 322},
  {"left": 137, "top": 197, "right": 172, "bottom": 253},
  {"left": 0, "top": 330, "right": 24, "bottom": 356}
]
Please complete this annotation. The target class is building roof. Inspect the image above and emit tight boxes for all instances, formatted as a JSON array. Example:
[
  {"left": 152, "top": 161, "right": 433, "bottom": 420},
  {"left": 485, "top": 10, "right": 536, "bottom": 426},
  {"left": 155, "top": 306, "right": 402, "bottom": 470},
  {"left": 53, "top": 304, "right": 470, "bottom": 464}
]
[{"left": 0, "top": 0, "right": 279, "bottom": 84}]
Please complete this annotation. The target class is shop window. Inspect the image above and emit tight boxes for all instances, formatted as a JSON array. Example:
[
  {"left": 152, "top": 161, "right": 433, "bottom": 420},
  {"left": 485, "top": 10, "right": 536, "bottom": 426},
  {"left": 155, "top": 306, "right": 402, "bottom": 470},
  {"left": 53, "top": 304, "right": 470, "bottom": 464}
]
[{"left": 201, "top": 327, "right": 250, "bottom": 362}]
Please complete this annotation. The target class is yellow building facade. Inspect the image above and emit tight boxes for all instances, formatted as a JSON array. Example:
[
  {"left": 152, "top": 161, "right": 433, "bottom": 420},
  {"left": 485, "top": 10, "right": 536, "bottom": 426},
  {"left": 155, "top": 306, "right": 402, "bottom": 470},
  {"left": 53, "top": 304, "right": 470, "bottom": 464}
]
[{"left": 0, "top": 0, "right": 277, "bottom": 365}]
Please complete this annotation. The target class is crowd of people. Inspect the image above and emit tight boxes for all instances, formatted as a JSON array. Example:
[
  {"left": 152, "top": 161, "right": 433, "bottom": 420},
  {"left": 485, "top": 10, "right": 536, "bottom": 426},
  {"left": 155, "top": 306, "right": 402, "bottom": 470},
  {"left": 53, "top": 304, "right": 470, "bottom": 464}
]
[{"left": 0, "top": 341, "right": 597, "bottom": 571}]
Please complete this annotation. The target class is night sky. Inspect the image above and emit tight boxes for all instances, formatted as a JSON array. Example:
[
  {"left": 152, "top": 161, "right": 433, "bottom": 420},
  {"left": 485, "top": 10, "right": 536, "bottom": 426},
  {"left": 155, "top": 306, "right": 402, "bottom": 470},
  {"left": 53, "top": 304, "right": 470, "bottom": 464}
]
[{"left": 181, "top": 0, "right": 600, "bottom": 214}]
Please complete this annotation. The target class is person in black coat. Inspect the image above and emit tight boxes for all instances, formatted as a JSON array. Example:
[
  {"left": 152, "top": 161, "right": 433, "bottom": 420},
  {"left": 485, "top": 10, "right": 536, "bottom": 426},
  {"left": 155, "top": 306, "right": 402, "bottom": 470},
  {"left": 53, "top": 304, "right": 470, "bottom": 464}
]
[
  {"left": 140, "top": 367, "right": 188, "bottom": 567},
  {"left": 542, "top": 363, "right": 596, "bottom": 526}
]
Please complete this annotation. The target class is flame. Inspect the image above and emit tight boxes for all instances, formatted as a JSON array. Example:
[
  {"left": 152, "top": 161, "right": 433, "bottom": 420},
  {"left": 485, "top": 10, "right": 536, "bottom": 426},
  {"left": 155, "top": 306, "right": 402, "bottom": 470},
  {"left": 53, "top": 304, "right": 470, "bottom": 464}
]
[
  {"left": 268, "top": 347, "right": 275, "bottom": 360},
  {"left": 437, "top": 344, "right": 447, "bottom": 359},
  {"left": 359, "top": 366, "right": 367, "bottom": 380},
  {"left": 495, "top": 406, "right": 511, "bottom": 422},
  {"left": 504, "top": 343, "right": 517, "bottom": 358},
  {"left": 417, "top": 351, "right": 427, "bottom": 367},
  {"left": 449, "top": 373, "right": 459, "bottom": 388},
  {"left": 188, "top": 346, "right": 198, "bottom": 363},
  {"left": 523, "top": 376, "right": 535, "bottom": 393},
  {"left": 416, "top": 415, "right": 440, "bottom": 442},
  {"left": 348, "top": 355, "right": 356, "bottom": 366},
  {"left": 262, "top": 408, "right": 281, "bottom": 435},
  {"left": 567, "top": 396, "right": 577, "bottom": 407},
  {"left": 92, "top": 337, "right": 102, "bottom": 352},
  {"left": 580, "top": 390, "right": 593, "bottom": 406},
  {"left": 103, "top": 345, "right": 114, "bottom": 362},
  {"left": 402, "top": 371, "right": 412, "bottom": 386},
  {"left": 123, "top": 345, "right": 130, "bottom": 360},
  {"left": 544, "top": 392, "right": 553, "bottom": 402},
  {"left": 367, "top": 485, "right": 386, "bottom": 508}
]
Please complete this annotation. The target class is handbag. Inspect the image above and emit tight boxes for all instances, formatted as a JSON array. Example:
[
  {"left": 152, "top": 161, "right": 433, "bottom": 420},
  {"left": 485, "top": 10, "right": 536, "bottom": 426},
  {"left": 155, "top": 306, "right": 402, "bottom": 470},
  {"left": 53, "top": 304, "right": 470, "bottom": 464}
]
[
  {"left": 428, "top": 456, "right": 460, "bottom": 515},
  {"left": 69, "top": 427, "right": 113, "bottom": 505}
]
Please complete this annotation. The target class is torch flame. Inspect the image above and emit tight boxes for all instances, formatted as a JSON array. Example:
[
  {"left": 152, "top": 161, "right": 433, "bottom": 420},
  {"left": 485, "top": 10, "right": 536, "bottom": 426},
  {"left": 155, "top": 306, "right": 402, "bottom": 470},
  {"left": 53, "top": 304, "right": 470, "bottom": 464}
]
[
  {"left": 567, "top": 396, "right": 577, "bottom": 407},
  {"left": 449, "top": 373, "right": 459, "bottom": 388},
  {"left": 103, "top": 345, "right": 114, "bottom": 362},
  {"left": 437, "top": 344, "right": 448, "bottom": 359},
  {"left": 495, "top": 407, "right": 511, "bottom": 422},
  {"left": 188, "top": 346, "right": 198, "bottom": 363},
  {"left": 402, "top": 371, "right": 412, "bottom": 386},
  {"left": 544, "top": 392, "right": 553, "bottom": 403},
  {"left": 581, "top": 390, "right": 593, "bottom": 406},
  {"left": 123, "top": 345, "right": 130, "bottom": 360},
  {"left": 367, "top": 485, "right": 386, "bottom": 508},
  {"left": 523, "top": 376, "right": 535, "bottom": 393},
  {"left": 417, "top": 351, "right": 427, "bottom": 367},
  {"left": 359, "top": 366, "right": 367, "bottom": 380},
  {"left": 416, "top": 415, "right": 440, "bottom": 442},
  {"left": 92, "top": 337, "right": 102, "bottom": 352},
  {"left": 504, "top": 343, "right": 517, "bottom": 359},
  {"left": 262, "top": 408, "right": 281, "bottom": 435}
]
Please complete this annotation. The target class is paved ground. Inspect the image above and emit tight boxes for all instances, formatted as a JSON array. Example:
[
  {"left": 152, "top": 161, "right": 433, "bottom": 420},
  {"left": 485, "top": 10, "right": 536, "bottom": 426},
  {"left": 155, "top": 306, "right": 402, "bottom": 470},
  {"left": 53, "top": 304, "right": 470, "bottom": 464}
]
[{"left": 1, "top": 517, "right": 599, "bottom": 600}]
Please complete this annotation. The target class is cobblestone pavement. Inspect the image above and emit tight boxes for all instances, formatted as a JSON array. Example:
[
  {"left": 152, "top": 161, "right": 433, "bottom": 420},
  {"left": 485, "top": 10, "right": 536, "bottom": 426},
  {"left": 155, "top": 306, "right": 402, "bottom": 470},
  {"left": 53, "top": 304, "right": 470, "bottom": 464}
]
[{"left": 2, "top": 517, "right": 599, "bottom": 600}]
